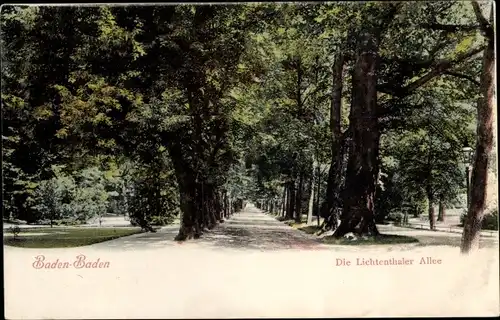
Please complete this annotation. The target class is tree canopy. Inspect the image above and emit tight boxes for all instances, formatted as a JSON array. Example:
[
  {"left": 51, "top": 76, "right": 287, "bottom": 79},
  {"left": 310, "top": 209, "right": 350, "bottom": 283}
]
[{"left": 1, "top": 2, "right": 495, "bottom": 250}]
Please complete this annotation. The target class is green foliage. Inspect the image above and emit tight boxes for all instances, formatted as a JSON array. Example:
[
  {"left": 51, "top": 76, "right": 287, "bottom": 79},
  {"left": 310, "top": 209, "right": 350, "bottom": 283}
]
[
  {"left": 482, "top": 210, "right": 499, "bottom": 231},
  {"left": 322, "top": 234, "right": 419, "bottom": 246},
  {"left": 31, "top": 171, "right": 74, "bottom": 224},
  {"left": 378, "top": 84, "right": 475, "bottom": 220},
  {"left": 28, "top": 164, "right": 126, "bottom": 224},
  {"left": 149, "top": 215, "right": 175, "bottom": 226},
  {"left": 9, "top": 226, "right": 21, "bottom": 239},
  {"left": 0, "top": 3, "right": 489, "bottom": 238},
  {"left": 127, "top": 157, "right": 180, "bottom": 227},
  {"left": 68, "top": 167, "right": 110, "bottom": 222},
  {"left": 461, "top": 208, "right": 498, "bottom": 230},
  {"left": 388, "top": 211, "right": 403, "bottom": 225}
]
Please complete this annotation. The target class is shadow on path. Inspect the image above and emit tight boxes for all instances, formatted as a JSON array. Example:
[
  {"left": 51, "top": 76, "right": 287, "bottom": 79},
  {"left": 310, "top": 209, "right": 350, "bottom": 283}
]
[
  {"left": 184, "top": 206, "right": 327, "bottom": 251},
  {"left": 377, "top": 225, "right": 499, "bottom": 249},
  {"left": 91, "top": 205, "right": 326, "bottom": 251}
]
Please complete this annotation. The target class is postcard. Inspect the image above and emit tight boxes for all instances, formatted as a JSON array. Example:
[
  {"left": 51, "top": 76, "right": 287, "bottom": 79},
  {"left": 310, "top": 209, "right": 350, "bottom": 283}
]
[{"left": 2, "top": 1, "right": 498, "bottom": 318}]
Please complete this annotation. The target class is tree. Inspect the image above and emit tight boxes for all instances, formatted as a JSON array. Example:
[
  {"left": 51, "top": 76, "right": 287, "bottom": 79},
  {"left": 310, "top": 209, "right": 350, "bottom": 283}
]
[
  {"left": 32, "top": 177, "right": 67, "bottom": 227},
  {"left": 323, "top": 2, "right": 485, "bottom": 237},
  {"left": 461, "top": 1, "right": 495, "bottom": 253}
]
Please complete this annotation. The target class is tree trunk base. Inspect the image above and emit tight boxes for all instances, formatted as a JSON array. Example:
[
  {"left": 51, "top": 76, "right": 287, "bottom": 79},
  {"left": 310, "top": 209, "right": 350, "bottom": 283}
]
[
  {"left": 333, "top": 208, "right": 380, "bottom": 239},
  {"left": 175, "top": 224, "right": 202, "bottom": 241},
  {"left": 175, "top": 228, "right": 193, "bottom": 241}
]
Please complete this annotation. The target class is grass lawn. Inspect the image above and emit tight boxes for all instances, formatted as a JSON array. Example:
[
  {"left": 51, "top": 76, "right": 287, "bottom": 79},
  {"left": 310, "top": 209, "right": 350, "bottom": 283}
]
[
  {"left": 3, "top": 227, "right": 144, "bottom": 248},
  {"left": 287, "top": 219, "right": 418, "bottom": 245},
  {"left": 322, "top": 234, "right": 419, "bottom": 246},
  {"left": 297, "top": 225, "right": 322, "bottom": 235},
  {"left": 285, "top": 221, "right": 323, "bottom": 234}
]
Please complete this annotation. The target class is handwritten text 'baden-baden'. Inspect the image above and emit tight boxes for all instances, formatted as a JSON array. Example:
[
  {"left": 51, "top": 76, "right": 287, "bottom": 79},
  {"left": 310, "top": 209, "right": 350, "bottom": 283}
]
[
  {"left": 335, "top": 256, "right": 442, "bottom": 266},
  {"left": 32, "top": 254, "right": 110, "bottom": 269}
]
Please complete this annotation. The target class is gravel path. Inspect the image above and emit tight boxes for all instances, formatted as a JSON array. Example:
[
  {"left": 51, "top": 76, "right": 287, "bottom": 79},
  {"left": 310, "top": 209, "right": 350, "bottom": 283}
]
[
  {"left": 89, "top": 204, "right": 326, "bottom": 252},
  {"left": 4, "top": 204, "right": 499, "bottom": 318}
]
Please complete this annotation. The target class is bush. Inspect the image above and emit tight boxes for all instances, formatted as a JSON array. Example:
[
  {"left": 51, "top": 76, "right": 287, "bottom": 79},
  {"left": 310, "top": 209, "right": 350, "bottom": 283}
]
[
  {"left": 150, "top": 215, "right": 175, "bottom": 226},
  {"left": 9, "top": 226, "right": 21, "bottom": 239},
  {"left": 387, "top": 211, "right": 404, "bottom": 226},
  {"left": 460, "top": 209, "right": 498, "bottom": 230},
  {"left": 410, "top": 199, "right": 427, "bottom": 218},
  {"left": 127, "top": 163, "right": 179, "bottom": 228},
  {"left": 31, "top": 176, "right": 72, "bottom": 224},
  {"left": 483, "top": 209, "right": 498, "bottom": 230},
  {"left": 30, "top": 166, "right": 111, "bottom": 224}
]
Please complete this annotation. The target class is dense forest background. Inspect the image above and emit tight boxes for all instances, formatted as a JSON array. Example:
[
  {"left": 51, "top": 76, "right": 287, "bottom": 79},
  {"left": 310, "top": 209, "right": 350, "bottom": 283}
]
[{"left": 1, "top": 2, "right": 497, "bottom": 251}]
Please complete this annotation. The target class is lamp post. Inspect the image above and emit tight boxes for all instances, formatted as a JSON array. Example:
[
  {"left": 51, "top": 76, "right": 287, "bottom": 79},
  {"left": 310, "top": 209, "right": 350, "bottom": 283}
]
[{"left": 462, "top": 146, "right": 474, "bottom": 211}]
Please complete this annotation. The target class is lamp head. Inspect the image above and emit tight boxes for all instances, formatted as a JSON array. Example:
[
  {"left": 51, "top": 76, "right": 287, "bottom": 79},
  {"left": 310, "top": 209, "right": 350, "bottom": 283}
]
[{"left": 462, "top": 146, "right": 473, "bottom": 165}]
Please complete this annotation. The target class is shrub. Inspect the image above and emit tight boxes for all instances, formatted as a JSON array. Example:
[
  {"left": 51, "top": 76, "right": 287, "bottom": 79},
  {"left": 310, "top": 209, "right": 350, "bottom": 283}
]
[
  {"left": 127, "top": 163, "right": 179, "bottom": 228},
  {"left": 31, "top": 176, "right": 72, "bottom": 225},
  {"left": 483, "top": 209, "right": 499, "bottom": 230},
  {"left": 460, "top": 208, "right": 498, "bottom": 230},
  {"left": 10, "top": 226, "right": 21, "bottom": 239},
  {"left": 387, "top": 211, "right": 404, "bottom": 226},
  {"left": 150, "top": 215, "right": 175, "bottom": 226},
  {"left": 31, "top": 166, "right": 111, "bottom": 225}
]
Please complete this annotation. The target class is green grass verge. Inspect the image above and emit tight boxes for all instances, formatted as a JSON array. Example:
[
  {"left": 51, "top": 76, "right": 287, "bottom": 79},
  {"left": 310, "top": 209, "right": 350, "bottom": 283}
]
[
  {"left": 322, "top": 234, "right": 419, "bottom": 246},
  {"left": 285, "top": 219, "right": 418, "bottom": 245},
  {"left": 297, "top": 225, "right": 322, "bottom": 235},
  {"left": 276, "top": 216, "right": 290, "bottom": 222},
  {"left": 3, "top": 227, "right": 144, "bottom": 248},
  {"left": 286, "top": 221, "right": 322, "bottom": 234}
]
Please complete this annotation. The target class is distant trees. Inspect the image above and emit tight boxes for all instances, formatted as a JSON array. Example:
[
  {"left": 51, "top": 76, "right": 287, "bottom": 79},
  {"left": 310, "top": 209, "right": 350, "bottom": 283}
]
[
  {"left": 379, "top": 89, "right": 475, "bottom": 230},
  {"left": 29, "top": 165, "right": 111, "bottom": 225}
]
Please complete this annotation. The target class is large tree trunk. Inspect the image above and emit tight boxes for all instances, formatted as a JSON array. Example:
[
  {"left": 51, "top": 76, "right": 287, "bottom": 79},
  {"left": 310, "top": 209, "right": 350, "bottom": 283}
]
[
  {"left": 210, "top": 187, "right": 219, "bottom": 228},
  {"left": 215, "top": 188, "right": 223, "bottom": 223},
  {"left": 282, "top": 185, "right": 287, "bottom": 217},
  {"left": 428, "top": 195, "right": 436, "bottom": 230},
  {"left": 315, "top": 164, "right": 322, "bottom": 227},
  {"left": 307, "top": 161, "right": 315, "bottom": 225},
  {"left": 175, "top": 177, "right": 199, "bottom": 241},
  {"left": 225, "top": 193, "right": 228, "bottom": 218},
  {"left": 437, "top": 196, "right": 445, "bottom": 222},
  {"left": 322, "top": 53, "right": 345, "bottom": 220},
  {"left": 334, "top": 28, "right": 381, "bottom": 238},
  {"left": 316, "top": 164, "right": 321, "bottom": 227},
  {"left": 286, "top": 180, "right": 296, "bottom": 219},
  {"left": 461, "top": 5, "right": 495, "bottom": 253},
  {"left": 295, "top": 174, "right": 304, "bottom": 223},
  {"left": 169, "top": 142, "right": 202, "bottom": 241},
  {"left": 198, "top": 182, "right": 206, "bottom": 230}
]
